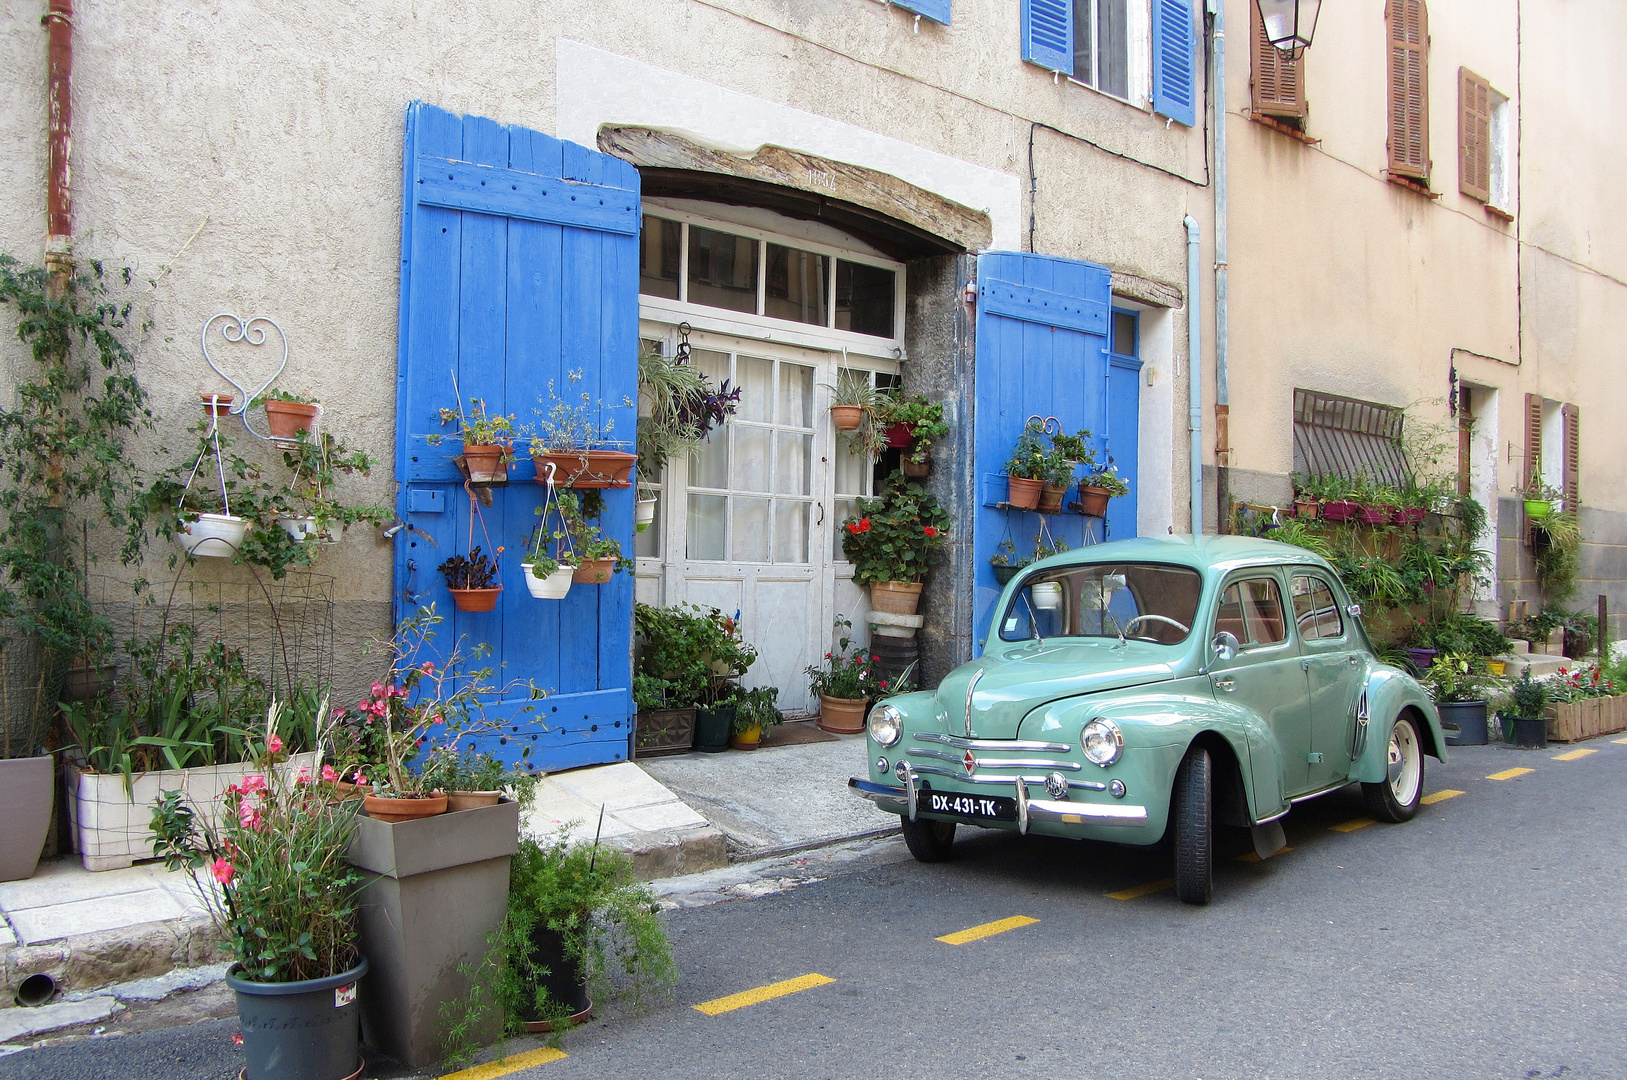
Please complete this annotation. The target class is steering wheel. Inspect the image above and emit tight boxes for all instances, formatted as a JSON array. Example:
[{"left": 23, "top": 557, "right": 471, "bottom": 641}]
[{"left": 1121, "top": 614, "right": 1191, "bottom": 639}]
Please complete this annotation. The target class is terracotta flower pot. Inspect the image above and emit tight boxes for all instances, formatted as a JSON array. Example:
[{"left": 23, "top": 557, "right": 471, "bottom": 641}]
[
  {"left": 449, "top": 586, "right": 501, "bottom": 612},
  {"left": 728, "top": 724, "right": 762, "bottom": 751},
  {"left": 461, "top": 444, "right": 509, "bottom": 484},
  {"left": 817, "top": 694, "right": 867, "bottom": 734},
  {"left": 902, "top": 455, "right": 931, "bottom": 478},
  {"left": 1294, "top": 499, "right": 1319, "bottom": 519},
  {"left": 362, "top": 792, "right": 448, "bottom": 823},
  {"left": 830, "top": 405, "right": 863, "bottom": 431},
  {"left": 532, "top": 450, "right": 636, "bottom": 488},
  {"left": 1038, "top": 483, "right": 1068, "bottom": 513},
  {"left": 1006, "top": 476, "right": 1043, "bottom": 509},
  {"left": 572, "top": 557, "right": 617, "bottom": 584},
  {"left": 1076, "top": 486, "right": 1111, "bottom": 518},
  {"left": 870, "top": 580, "right": 923, "bottom": 615},
  {"left": 199, "top": 392, "right": 235, "bottom": 417},
  {"left": 445, "top": 790, "right": 502, "bottom": 813},
  {"left": 263, "top": 399, "right": 320, "bottom": 441}
]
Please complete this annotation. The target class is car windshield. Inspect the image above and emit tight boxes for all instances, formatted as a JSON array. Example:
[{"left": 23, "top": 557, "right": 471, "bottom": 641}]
[{"left": 998, "top": 562, "right": 1204, "bottom": 644}]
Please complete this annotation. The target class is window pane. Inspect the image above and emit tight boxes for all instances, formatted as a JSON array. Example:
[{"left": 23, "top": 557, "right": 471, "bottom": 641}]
[
  {"left": 1112, "top": 310, "right": 1139, "bottom": 357},
  {"left": 779, "top": 362, "right": 814, "bottom": 428},
  {"left": 1292, "top": 576, "right": 1343, "bottom": 640},
  {"left": 639, "top": 216, "right": 681, "bottom": 299},
  {"left": 732, "top": 426, "right": 771, "bottom": 493},
  {"left": 1239, "top": 579, "right": 1287, "bottom": 644},
  {"left": 690, "top": 431, "right": 728, "bottom": 489},
  {"left": 687, "top": 493, "right": 727, "bottom": 561},
  {"left": 835, "top": 261, "right": 895, "bottom": 338},
  {"left": 1072, "top": 0, "right": 1094, "bottom": 85},
  {"left": 833, "top": 497, "right": 860, "bottom": 560},
  {"left": 732, "top": 498, "right": 770, "bottom": 562},
  {"left": 774, "top": 501, "right": 810, "bottom": 564},
  {"left": 736, "top": 356, "right": 772, "bottom": 423},
  {"left": 764, "top": 245, "right": 829, "bottom": 326},
  {"left": 775, "top": 431, "right": 812, "bottom": 496},
  {"left": 1097, "top": 0, "right": 1129, "bottom": 99},
  {"left": 634, "top": 488, "right": 662, "bottom": 559},
  {"left": 687, "top": 226, "right": 759, "bottom": 314}
]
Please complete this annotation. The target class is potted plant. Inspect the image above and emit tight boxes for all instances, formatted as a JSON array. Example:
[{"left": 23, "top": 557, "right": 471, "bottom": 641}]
[
  {"left": 989, "top": 538, "right": 1021, "bottom": 585},
  {"left": 807, "top": 616, "right": 879, "bottom": 734},
  {"left": 428, "top": 397, "right": 518, "bottom": 484},
  {"left": 1421, "top": 652, "right": 1499, "bottom": 746},
  {"left": 729, "top": 686, "right": 784, "bottom": 750},
  {"left": 520, "top": 506, "right": 576, "bottom": 601},
  {"left": 885, "top": 395, "right": 949, "bottom": 477},
  {"left": 635, "top": 484, "right": 658, "bottom": 533},
  {"left": 635, "top": 341, "right": 740, "bottom": 483},
  {"left": 1037, "top": 445, "right": 1075, "bottom": 513},
  {"left": 256, "top": 387, "right": 322, "bottom": 443},
  {"left": 1004, "top": 420, "right": 1049, "bottom": 509},
  {"left": 439, "top": 545, "right": 503, "bottom": 612},
  {"left": 841, "top": 471, "right": 949, "bottom": 616},
  {"left": 632, "top": 604, "right": 713, "bottom": 756},
  {"left": 691, "top": 609, "right": 756, "bottom": 753},
  {"left": 557, "top": 491, "right": 628, "bottom": 584},
  {"left": 1500, "top": 669, "right": 1550, "bottom": 748},
  {"left": 151, "top": 418, "right": 265, "bottom": 558},
  {"left": 1289, "top": 473, "right": 1321, "bottom": 519},
  {"left": 1312, "top": 474, "right": 1359, "bottom": 522},
  {"left": 420, "top": 746, "right": 538, "bottom": 813},
  {"left": 1078, "top": 461, "right": 1129, "bottom": 518},
  {"left": 150, "top": 703, "right": 368, "bottom": 1080},
  {"left": 828, "top": 371, "right": 880, "bottom": 433},
  {"left": 530, "top": 370, "right": 637, "bottom": 487},
  {"left": 1520, "top": 475, "right": 1561, "bottom": 519}
]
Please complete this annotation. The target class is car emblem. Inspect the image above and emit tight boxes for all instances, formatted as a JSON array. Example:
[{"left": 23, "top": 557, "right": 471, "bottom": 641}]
[{"left": 963, "top": 749, "right": 977, "bottom": 776}]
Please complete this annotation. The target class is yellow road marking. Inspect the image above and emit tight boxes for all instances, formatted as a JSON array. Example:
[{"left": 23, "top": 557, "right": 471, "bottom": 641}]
[
  {"left": 1553, "top": 748, "right": 1597, "bottom": 761},
  {"left": 1107, "top": 878, "right": 1174, "bottom": 900},
  {"left": 693, "top": 973, "right": 835, "bottom": 1016},
  {"left": 1421, "top": 789, "right": 1464, "bottom": 805},
  {"left": 435, "top": 1047, "right": 567, "bottom": 1080},
  {"left": 936, "top": 915, "right": 1038, "bottom": 944},
  {"left": 1332, "top": 817, "right": 1376, "bottom": 833},
  {"left": 1614, "top": 737, "right": 1627, "bottom": 745},
  {"left": 1488, "top": 767, "right": 1534, "bottom": 780},
  {"left": 1237, "top": 845, "right": 1294, "bottom": 863}
]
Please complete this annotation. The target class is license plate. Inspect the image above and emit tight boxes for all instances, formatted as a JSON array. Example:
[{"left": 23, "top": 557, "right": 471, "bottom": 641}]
[{"left": 922, "top": 791, "right": 1017, "bottom": 822}]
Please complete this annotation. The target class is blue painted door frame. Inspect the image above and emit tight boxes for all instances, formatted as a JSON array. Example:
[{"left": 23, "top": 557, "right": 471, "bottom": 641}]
[
  {"left": 394, "top": 101, "right": 640, "bottom": 772},
  {"left": 972, "top": 251, "right": 1137, "bottom": 652}
]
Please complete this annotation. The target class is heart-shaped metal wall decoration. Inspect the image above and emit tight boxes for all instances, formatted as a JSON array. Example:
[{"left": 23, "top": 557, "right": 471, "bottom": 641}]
[{"left": 199, "top": 314, "right": 288, "bottom": 415}]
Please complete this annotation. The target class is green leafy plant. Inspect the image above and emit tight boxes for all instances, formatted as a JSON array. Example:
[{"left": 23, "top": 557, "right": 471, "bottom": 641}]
[
  {"left": 439, "top": 546, "right": 502, "bottom": 591},
  {"left": 829, "top": 372, "right": 888, "bottom": 457},
  {"left": 529, "top": 369, "right": 635, "bottom": 455},
  {"left": 882, "top": 395, "right": 950, "bottom": 464},
  {"left": 731, "top": 685, "right": 784, "bottom": 737},
  {"left": 429, "top": 397, "right": 519, "bottom": 456},
  {"left": 1421, "top": 653, "right": 1501, "bottom": 703},
  {"left": 149, "top": 700, "right": 362, "bottom": 984},
  {"left": 252, "top": 387, "right": 318, "bottom": 405},
  {"left": 806, "top": 616, "right": 881, "bottom": 700},
  {"left": 420, "top": 746, "right": 540, "bottom": 805},
  {"left": 1048, "top": 428, "right": 1097, "bottom": 467},
  {"left": 1004, "top": 420, "right": 1049, "bottom": 481},
  {"left": 1407, "top": 612, "right": 1511, "bottom": 657},
  {"left": 1506, "top": 668, "right": 1548, "bottom": 720},
  {"left": 633, "top": 603, "right": 712, "bottom": 709},
  {"left": 1081, "top": 461, "right": 1130, "bottom": 497},
  {"left": 989, "top": 537, "right": 1018, "bottom": 568},
  {"left": 840, "top": 471, "right": 949, "bottom": 585},
  {"left": 635, "top": 343, "right": 741, "bottom": 478},
  {"left": 556, "top": 491, "right": 629, "bottom": 572},
  {"left": 1532, "top": 509, "right": 1581, "bottom": 600}
]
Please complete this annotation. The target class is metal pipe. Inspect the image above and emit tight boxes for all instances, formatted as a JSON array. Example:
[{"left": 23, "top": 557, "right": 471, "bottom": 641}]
[
  {"left": 1184, "top": 214, "right": 1203, "bottom": 534},
  {"left": 1209, "top": 0, "right": 1231, "bottom": 531},
  {"left": 44, "top": 0, "right": 73, "bottom": 261}
]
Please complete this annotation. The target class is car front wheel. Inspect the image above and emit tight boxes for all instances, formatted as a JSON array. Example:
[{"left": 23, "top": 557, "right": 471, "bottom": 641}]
[
  {"left": 1172, "top": 746, "right": 1213, "bottom": 906},
  {"left": 900, "top": 816, "right": 957, "bottom": 862},
  {"left": 1362, "top": 714, "right": 1425, "bottom": 822}
]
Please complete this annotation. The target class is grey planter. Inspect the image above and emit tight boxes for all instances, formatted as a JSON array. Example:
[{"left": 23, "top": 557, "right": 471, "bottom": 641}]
[
  {"left": 1438, "top": 700, "right": 1489, "bottom": 746},
  {"left": 0, "top": 755, "right": 54, "bottom": 882},
  {"left": 226, "top": 955, "right": 368, "bottom": 1080},
  {"left": 345, "top": 798, "right": 520, "bottom": 1069}
]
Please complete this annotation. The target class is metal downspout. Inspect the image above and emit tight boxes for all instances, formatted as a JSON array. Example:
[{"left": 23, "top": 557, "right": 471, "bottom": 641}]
[
  {"left": 45, "top": 0, "right": 73, "bottom": 279},
  {"left": 1209, "top": 0, "right": 1230, "bottom": 529},
  {"left": 1184, "top": 215, "right": 1203, "bottom": 534}
]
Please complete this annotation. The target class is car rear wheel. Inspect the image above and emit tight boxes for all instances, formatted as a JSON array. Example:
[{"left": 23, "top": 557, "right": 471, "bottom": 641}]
[
  {"left": 1362, "top": 714, "right": 1424, "bottom": 823},
  {"left": 1172, "top": 746, "right": 1213, "bottom": 906},
  {"left": 900, "top": 817, "right": 957, "bottom": 862}
]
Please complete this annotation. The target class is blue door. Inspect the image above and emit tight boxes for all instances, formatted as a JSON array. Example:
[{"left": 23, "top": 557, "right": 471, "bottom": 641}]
[
  {"left": 972, "top": 252, "right": 1137, "bottom": 651},
  {"left": 394, "top": 102, "right": 640, "bottom": 771}
]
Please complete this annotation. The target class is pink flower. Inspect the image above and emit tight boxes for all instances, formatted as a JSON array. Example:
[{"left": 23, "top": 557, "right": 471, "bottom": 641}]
[
  {"left": 232, "top": 1032, "right": 244, "bottom": 1047},
  {"left": 295, "top": 766, "right": 311, "bottom": 784},
  {"left": 355, "top": 772, "right": 368, "bottom": 786},
  {"left": 240, "top": 774, "right": 267, "bottom": 795},
  {"left": 371, "top": 682, "right": 385, "bottom": 696},
  {"left": 321, "top": 764, "right": 337, "bottom": 783},
  {"left": 333, "top": 708, "right": 347, "bottom": 720},
  {"left": 238, "top": 804, "right": 262, "bottom": 830},
  {"left": 267, "top": 734, "right": 284, "bottom": 753},
  {"left": 431, "top": 714, "right": 444, "bottom": 726},
  {"left": 211, "top": 857, "right": 235, "bottom": 885},
  {"left": 421, "top": 661, "right": 435, "bottom": 673}
]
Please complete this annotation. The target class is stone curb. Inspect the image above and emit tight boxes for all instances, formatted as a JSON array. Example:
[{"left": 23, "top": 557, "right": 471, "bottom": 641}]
[
  {"left": 614, "top": 825, "right": 731, "bottom": 882},
  {"left": 1, "top": 915, "right": 225, "bottom": 1006}
]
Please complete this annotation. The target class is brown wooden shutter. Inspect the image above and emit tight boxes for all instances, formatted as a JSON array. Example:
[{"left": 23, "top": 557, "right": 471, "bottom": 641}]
[
  {"left": 1562, "top": 403, "right": 1580, "bottom": 510},
  {"left": 1524, "top": 392, "right": 1543, "bottom": 491},
  {"left": 1252, "top": 2, "right": 1307, "bottom": 118},
  {"left": 1458, "top": 67, "right": 1492, "bottom": 200},
  {"left": 1387, "top": 0, "right": 1430, "bottom": 180}
]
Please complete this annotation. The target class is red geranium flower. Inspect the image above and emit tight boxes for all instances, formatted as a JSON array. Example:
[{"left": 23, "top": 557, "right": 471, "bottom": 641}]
[{"left": 923, "top": 526, "right": 938, "bottom": 537}]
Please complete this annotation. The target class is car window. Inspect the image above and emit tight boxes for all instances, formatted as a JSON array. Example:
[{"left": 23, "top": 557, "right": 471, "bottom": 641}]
[
  {"left": 998, "top": 562, "right": 1203, "bottom": 644},
  {"left": 1291, "top": 575, "right": 1344, "bottom": 640},
  {"left": 1215, "top": 577, "right": 1287, "bottom": 647}
]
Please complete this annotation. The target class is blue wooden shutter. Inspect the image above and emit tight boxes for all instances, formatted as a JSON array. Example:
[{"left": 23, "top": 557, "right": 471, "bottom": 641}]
[
  {"left": 892, "top": 0, "right": 951, "bottom": 25},
  {"left": 973, "top": 252, "right": 1127, "bottom": 652},
  {"left": 1022, "top": 0, "right": 1074, "bottom": 74},
  {"left": 396, "top": 101, "right": 640, "bottom": 772},
  {"left": 1152, "top": 0, "right": 1198, "bottom": 126}
]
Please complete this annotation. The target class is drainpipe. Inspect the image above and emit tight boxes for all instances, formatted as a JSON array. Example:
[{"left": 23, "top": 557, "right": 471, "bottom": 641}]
[
  {"left": 1184, "top": 215, "right": 1203, "bottom": 535},
  {"left": 44, "top": 0, "right": 73, "bottom": 295},
  {"left": 1208, "top": 0, "right": 1231, "bottom": 531}
]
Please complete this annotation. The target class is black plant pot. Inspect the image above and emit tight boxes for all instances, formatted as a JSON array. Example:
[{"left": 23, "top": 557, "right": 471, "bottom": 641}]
[
  {"left": 991, "top": 564, "right": 1019, "bottom": 586},
  {"left": 226, "top": 955, "right": 367, "bottom": 1080},
  {"left": 693, "top": 704, "right": 736, "bottom": 754},
  {"left": 1502, "top": 712, "right": 1548, "bottom": 749},
  {"left": 1438, "top": 700, "right": 1488, "bottom": 746},
  {"left": 524, "top": 924, "right": 590, "bottom": 1024}
]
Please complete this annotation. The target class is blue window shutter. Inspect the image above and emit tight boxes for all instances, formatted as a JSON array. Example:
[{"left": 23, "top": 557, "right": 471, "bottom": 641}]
[
  {"left": 892, "top": 0, "right": 951, "bottom": 25},
  {"left": 1152, "top": 0, "right": 1198, "bottom": 126},
  {"left": 1022, "top": 0, "right": 1074, "bottom": 74}
]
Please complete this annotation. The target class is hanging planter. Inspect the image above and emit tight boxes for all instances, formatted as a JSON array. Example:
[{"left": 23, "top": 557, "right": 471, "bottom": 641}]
[
  {"left": 572, "top": 557, "right": 617, "bottom": 584},
  {"left": 531, "top": 449, "right": 636, "bottom": 488},
  {"left": 830, "top": 405, "right": 864, "bottom": 431},
  {"left": 636, "top": 497, "right": 657, "bottom": 533},
  {"left": 1031, "top": 581, "right": 1064, "bottom": 611},
  {"left": 440, "top": 490, "right": 503, "bottom": 612},
  {"left": 1524, "top": 498, "right": 1553, "bottom": 519},
  {"left": 1076, "top": 486, "right": 1111, "bottom": 518},
  {"left": 278, "top": 515, "right": 321, "bottom": 542},
  {"left": 1006, "top": 476, "right": 1043, "bottom": 509},
  {"left": 448, "top": 586, "right": 501, "bottom": 612},
  {"left": 884, "top": 422, "right": 914, "bottom": 449},
  {"left": 199, "top": 392, "right": 235, "bottom": 417},
  {"left": 461, "top": 444, "right": 511, "bottom": 484},
  {"left": 991, "top": 563, "right": 1020, "bottom": 585},
  {"left": 264, "top": 399, "right": 321, "bottom": 442},
  {"left": 523, "top": 562, "right": 574, "bottom": 600},
  {"left": 902, "top": 454, "right": 931, "bottom": 478},
  {"left": 178, "top": 512, "right": 250, "bottom": 557}
]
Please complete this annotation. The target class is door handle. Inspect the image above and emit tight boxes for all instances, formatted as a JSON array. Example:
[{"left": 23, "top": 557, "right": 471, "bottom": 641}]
[
  {"left": 1214, "top": 676, "right": 1236, "bottom": 692},
  {"left": 1301, "top": 658, "right": 1312, "bottom": 670},
  {"left": 815, "top": 502, "right": 823, "bottom": 527},
  {"left": 1347, "top": 655, "right": 1360, "bottom": 665}
]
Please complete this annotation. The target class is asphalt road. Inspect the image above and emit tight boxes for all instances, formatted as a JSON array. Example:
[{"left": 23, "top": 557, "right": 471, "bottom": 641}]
[{"left": 6, "top": 738, "right": 1624, "bottom": 1080}]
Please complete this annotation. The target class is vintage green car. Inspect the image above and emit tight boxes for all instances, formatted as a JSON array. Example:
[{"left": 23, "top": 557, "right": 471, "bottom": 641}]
[{"left": 849, "top": 534, "right": 1446, "bottom": 904}]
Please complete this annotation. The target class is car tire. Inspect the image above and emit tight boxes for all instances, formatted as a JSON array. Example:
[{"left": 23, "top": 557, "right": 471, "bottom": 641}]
[
  {"left": 1172, "top": 746, "right": 1213, "bottom": 906},
  {"left": 1362, "top": 714, "right": 1425, "bottom": 823},
  {"left": 900, "top": 817, "right": 956, "bottom": 862}
]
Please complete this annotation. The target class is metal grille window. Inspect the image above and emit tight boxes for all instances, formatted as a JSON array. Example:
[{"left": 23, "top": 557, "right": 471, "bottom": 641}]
[{"left": 1292, "top": 389, "right": 1410, "bottom": 486}]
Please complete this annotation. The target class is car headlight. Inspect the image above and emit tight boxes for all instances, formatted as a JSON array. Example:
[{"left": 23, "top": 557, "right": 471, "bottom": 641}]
[
  {"left": 1080, "top": 717, "right": 1123, "bottom": 766},
  {"left": 868, "top": 703, "right": 903, "bottom": 747}
]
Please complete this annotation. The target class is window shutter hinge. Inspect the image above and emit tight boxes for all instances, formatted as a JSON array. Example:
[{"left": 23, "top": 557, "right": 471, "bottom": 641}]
[{"left": 963, "top": 283, "right": 978, "bottom": 304}]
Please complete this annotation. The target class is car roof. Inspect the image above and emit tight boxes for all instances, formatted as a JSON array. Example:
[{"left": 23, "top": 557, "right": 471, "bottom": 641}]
[{"left": 1037, "top": 533, "right": 1336, "bottom": 577}]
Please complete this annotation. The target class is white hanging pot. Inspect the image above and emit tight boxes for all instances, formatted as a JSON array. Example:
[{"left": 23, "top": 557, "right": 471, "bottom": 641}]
[
  {"left": 523, "top": 562, "right": 575, "bottom": 600},
  {"left": 277, "top": 516, "right": 320, "bottom": 542},
  {"left": 1030, "top": 581, "right": 1064, "bottom": 611},
  {"left": 179, "top": 513, "right": 249, "bottom": 557},
  {"left": 636, "top": 498, "right": 657, "bottom": 533}
]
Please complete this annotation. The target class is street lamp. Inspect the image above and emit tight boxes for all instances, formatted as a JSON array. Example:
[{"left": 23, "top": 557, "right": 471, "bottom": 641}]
[{"left": 1254, "top": 0, "right": 1321, "bottom": 58}]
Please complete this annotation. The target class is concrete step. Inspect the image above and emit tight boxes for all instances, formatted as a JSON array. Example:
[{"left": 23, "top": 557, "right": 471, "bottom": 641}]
[{"left": 1494, "top": 653, "right": 1571, "bottom": 679}]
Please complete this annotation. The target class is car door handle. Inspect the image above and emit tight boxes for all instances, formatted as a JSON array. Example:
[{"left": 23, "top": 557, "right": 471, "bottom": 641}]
[{"left": 1214, "top": 676, "right": 1236, "bottom": 692}]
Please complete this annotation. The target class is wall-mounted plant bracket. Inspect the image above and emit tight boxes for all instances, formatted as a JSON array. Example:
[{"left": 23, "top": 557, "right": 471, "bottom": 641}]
[{"left": 200, "top": 313, "right": 307, "bottom": 443}]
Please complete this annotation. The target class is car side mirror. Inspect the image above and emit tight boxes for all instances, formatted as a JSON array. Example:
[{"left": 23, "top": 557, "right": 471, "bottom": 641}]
[{"left": 1211, "top": 631, "right": 1240, "bottom": 662}]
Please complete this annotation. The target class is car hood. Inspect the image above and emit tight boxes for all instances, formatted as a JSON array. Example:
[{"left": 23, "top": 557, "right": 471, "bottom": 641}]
[{"left": 936, "top": 642, "right": 1179, "bottom": 739}]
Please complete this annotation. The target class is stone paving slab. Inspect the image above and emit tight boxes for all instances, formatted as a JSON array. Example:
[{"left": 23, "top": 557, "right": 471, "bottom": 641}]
[{"left": 0, "top": 997, "right": 122, "bottom": 1044}]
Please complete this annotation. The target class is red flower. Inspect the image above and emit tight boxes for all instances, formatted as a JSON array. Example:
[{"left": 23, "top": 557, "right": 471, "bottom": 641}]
[
  {"left": 923, "top": 526, "right": 938, "bottom": 537},
  {"left": 232, "top": 1032, "right": 244, "bottom": 1047},
  {"left": 872, "top": 654, "right": 881, "bottom": 662},
  {"left": 211, "top": 858, "right": 235, "bottom": 885},
  {"left": 267, "top": 734, "right": 284, "bottom": 753}
]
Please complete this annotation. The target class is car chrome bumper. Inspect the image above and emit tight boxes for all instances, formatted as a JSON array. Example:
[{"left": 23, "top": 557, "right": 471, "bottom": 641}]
[{"left": 848, "top": 776, "right": 1147, "bottom": 830}]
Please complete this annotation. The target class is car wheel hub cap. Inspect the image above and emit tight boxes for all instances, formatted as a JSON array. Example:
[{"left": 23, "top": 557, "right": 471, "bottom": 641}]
[{"left": 1387, "top": 723, "right": 1421, "bottom": 804}]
